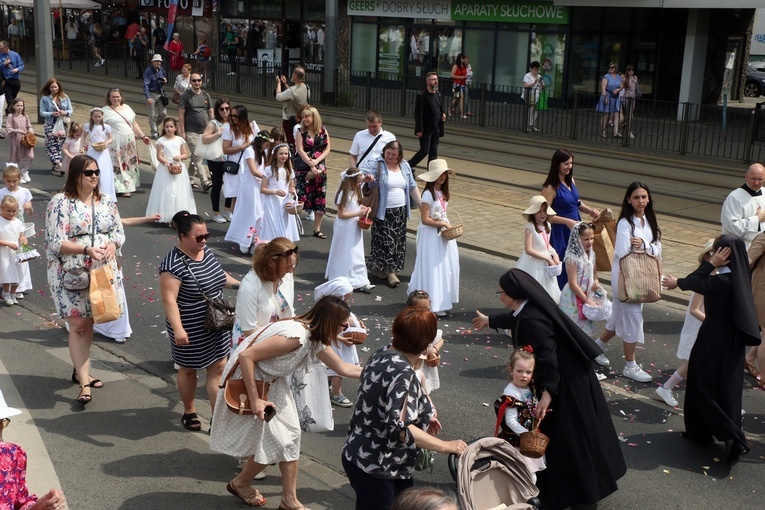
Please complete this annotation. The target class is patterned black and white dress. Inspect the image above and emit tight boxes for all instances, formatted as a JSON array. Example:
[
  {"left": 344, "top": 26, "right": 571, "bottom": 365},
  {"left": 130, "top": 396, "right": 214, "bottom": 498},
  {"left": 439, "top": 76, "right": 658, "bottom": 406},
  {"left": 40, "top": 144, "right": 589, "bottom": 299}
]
[{"left": 159, "top": 246, "right": 230, "bottom": 369}]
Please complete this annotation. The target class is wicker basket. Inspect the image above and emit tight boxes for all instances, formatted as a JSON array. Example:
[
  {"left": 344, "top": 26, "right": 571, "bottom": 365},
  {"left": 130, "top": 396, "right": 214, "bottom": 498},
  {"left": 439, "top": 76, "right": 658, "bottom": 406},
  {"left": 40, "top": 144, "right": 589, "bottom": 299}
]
[
  {"left": 440, "top": 210, "right": 463, "bottom": 241},
  {"left": 358, "top": 210, "right": 373, "bottom": 230},
  {"left": 519, "top": 419, "right": 549, "bottom": 459},
  {"left": 285, "top": 192, "right": 304, "bottom": 216},
  {"left": 425, "top": 347, "right": 441, "bottom": 367},
  {"left": 345, "top": 326, "right": 368, "bottom": 344},
  {"left": 91, "top": 141, "right": 108, "bottom": 152},
  {"left": 168, "top": 162, "right": 182, "bottom": 175}
]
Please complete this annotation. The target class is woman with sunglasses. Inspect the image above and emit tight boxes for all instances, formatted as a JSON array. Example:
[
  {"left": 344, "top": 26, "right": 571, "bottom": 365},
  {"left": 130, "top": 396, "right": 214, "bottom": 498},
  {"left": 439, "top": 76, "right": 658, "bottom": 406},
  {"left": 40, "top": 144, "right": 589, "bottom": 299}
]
[
  {"left": 221, "top": 105, "right": 254, "bottom": 219},
  {"left": 231, "top": 237, "right": 297, "bottom": 350},
  {"left": 203, "top": 98, "right": 232, "bottom": 223},
  {"left": 595, "top": 62, "right": 624, "bottom": 139},
  {"left": 159, "top": 210, "right": 241, "bottom": 432},
  {"left": 211, "top": 296, "right": 362, "bottom": 509},
  {"left": 45, "top": 155, "right": 126, "bottom": 406}
]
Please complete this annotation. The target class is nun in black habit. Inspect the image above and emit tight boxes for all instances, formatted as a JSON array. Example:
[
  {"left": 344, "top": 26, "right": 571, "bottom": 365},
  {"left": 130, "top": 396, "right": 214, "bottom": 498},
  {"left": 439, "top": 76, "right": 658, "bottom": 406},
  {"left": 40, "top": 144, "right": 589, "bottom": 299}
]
[
  {"left": 665, "top": 235, "right": 760, "bottom": 466},
  {"left": 472, "top": 268, "right": 626, "bottom": 510}
]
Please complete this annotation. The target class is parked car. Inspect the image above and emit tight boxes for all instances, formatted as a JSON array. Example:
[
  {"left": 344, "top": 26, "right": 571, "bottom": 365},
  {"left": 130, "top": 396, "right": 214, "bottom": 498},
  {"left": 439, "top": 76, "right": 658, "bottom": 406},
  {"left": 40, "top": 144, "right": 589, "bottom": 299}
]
[{"left": 746, "top": 65, "right": 765, "bottom": 98}]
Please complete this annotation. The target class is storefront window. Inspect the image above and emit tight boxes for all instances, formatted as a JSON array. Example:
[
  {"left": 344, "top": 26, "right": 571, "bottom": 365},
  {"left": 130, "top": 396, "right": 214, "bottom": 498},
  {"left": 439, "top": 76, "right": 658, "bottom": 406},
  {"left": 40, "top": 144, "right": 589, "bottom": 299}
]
[
  {"left": 435, "top": 27, "right": 462, "bottom": 76},
  {"left": 463, "top": 29, "right": 494, "bottom": 84},
  {"left": 531, "top": 31, "right": 566, "bottom": 92},
  {"left": 251, "top": 0, "right": 281, "bottom": 19},
  {"left": 378, "top": 22, "right": 405, "bottom": 76},
  {"left": 219, "top": 18, "right": 248, "bottom": 62},
  {"left": 221, "top": 2, "right": 246, "bottom": 18},
  {"left": 568, "top": 33, "right": 600, "bottom": 93},
  {"left": 303, "top": 0, "right": 325, "bottom": 21},
  {"left": 302, "top": 23, "right": 325, "bottom": 65},
  {"left": 351, "top": 23, "right": 376, "bottom": 73},
  {"left": 495, "top": 31, "right": 529, "bottom": 91}
]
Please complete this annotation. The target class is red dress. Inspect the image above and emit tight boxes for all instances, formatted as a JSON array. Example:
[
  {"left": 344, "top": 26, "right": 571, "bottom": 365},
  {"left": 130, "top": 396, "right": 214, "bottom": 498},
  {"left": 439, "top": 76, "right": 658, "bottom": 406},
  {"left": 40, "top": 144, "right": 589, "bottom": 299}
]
[
  {"left": 167, "top": 40, "right": 185, "bottom": 71},
  {"left": 0, "top": 442, "right": 38, "bottom": 509}
]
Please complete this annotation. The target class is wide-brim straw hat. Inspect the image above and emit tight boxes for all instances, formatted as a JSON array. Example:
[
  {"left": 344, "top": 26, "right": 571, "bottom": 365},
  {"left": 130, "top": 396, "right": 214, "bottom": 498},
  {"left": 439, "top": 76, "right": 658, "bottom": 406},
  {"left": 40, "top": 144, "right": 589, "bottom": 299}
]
[
  {"left": 698, "top": 238, "right": 715, "bottom": 264},
  {"left": 0, "top": 389, "right": 21, "bottom": 420},
  {"left": 522, "top": 195, "right": 556, "bottom": 221},
  {"left": 418, "top": 159, "right": 455, "bottom": 182}
]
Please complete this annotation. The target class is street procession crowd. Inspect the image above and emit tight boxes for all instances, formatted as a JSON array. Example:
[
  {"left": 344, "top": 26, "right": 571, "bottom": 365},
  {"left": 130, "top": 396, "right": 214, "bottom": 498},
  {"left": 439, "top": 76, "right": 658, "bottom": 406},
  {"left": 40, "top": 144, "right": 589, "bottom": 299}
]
[{"left": 0, "top": 40, "right": 762, "bottom": 509}]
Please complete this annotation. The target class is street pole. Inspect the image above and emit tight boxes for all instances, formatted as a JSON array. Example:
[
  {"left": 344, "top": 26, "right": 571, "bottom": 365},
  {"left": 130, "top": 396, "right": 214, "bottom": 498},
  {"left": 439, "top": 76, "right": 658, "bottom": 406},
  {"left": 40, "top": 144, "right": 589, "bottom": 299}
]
[
  {"left": 322, "top": 0, "right": 336, "bottom": 106},
  {"left": 34, "top": 0, "right": 54, "bottom": 124}
]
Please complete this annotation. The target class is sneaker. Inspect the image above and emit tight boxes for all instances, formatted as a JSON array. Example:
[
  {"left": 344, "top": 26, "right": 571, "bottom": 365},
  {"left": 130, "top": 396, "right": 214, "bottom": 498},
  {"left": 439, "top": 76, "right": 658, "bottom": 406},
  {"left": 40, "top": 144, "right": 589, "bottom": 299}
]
[
  {"left": 227, "top": 71, "right": 237, "bottom": 76},
  {"left": 213, "top": 214, "right": 227, "bottom": 223},
  {"left": 596, "top": 372, "right": 607, "bottom": 382},
  {"left": 94, "top": 61, "right": 101, "bottom": 67},
  {"left": 623, "top": 364, "right": 652, "bottom": 383},
  {"left": 305, "top": 211, "right": 315, "bottom": 221},
  {"left": 239, "top": 244, "right": 251, "bottom": 255},
  {"left": 20, "top": 172, "right": 30, "bottom": 183},
  {"left": 113, "top": 337, "right": 127, "bottom": 344},
  {"left": 3, "top": 293, "right": 14, "bottom": 306},
  {"left": 13, "top": 292, "right": 23, "bottom": 300},
  {"left": 221, "top": 211, "right": 232, "bottom": 221},
  {"left": 355, "top": 283, "right": 376, "bottom": 292},
  {"left": 594, "top": 353, "right": 610, "bottom": 367},
  {"left": 434, "top": 310, "right": 447, "bottom": 317},
  {"left": 655, "top": 386, "right": 678, "bottom": 407},
  {"left": 330, "top": 394, "right": 353, "bottom": 408}
]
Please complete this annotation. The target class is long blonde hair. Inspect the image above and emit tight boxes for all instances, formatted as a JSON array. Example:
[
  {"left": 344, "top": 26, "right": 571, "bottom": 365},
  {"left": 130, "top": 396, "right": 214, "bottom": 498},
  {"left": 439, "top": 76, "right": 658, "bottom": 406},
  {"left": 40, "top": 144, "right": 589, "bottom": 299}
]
[{"left": 334, "top": 168, "right": 363, "bottom": 207}]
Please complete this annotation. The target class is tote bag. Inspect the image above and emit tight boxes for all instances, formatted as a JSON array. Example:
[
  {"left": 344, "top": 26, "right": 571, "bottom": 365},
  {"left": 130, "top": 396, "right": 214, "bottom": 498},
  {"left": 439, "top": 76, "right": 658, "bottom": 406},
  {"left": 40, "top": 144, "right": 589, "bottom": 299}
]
[
  {"left": 195, "top": 135, "right": 224, "bottom": 162},
  {"left": 90, "top": 265, "right": 123, "bottom": 324},
  {"left": 618, "top": 249, "right": 662, "bottom": 304},
  {"left": 290, "top": 363, "right": 333, "bottom": 433}
]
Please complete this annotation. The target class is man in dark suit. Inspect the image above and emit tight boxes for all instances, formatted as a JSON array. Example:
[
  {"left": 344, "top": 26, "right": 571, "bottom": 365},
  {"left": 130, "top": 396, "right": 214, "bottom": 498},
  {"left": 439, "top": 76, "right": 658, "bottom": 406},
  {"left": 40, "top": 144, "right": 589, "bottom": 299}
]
[{"left": 409, "top": 71, "right": 445, "bottom": 168}]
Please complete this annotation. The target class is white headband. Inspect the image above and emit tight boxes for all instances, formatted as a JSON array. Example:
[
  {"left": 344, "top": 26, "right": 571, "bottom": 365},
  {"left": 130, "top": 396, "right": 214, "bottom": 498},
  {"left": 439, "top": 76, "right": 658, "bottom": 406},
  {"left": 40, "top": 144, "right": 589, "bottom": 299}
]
[{"left": 342, "top": 170, "right": 362, "bottom": 180}]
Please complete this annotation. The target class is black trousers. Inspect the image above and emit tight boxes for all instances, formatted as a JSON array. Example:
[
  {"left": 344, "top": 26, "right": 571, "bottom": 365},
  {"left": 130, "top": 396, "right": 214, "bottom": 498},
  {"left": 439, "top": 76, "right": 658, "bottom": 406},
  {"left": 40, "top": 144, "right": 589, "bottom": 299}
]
[
  {"left": 342, "top": 455, "right": 413, "bottom": 510},
  {"left": 407, "top": 130, "right": 439, "bottom": 168},
  {"left": 208, "top": 160, "right": 231, "bottom": 212},
  {"left": 3, "top": 78, "right": 20, "bottom": 113}
]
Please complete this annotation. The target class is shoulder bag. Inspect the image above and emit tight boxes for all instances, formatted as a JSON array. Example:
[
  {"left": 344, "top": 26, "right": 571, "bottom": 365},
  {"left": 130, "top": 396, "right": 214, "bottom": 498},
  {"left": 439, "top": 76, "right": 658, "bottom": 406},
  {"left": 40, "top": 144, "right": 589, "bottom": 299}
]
[
  {"left": 223, "top": 146, "right": 245, "bottom": 175},
  {"left": 195, "top": 121, "right": 224, "bottom": 161},
  {"left": 292, "top": 129, "right": 310, "bottom": 171},
  {"left": 618, "top": 248, "right": 662, "bottom": 303},
  {"left": 355, "top": 133, "right": 382, "bottom": 167},
  {"left": 20, "top": 131, "right": 36, "bottom": 149},
  {"left": 360, "top": 160, "right": 381, "bottom": 218},
  {"left": 62, "top": 197, "right": 95, "bottom": 291},
  {"left": 182, "top": 257, "right": 236, "bottom": 331}
]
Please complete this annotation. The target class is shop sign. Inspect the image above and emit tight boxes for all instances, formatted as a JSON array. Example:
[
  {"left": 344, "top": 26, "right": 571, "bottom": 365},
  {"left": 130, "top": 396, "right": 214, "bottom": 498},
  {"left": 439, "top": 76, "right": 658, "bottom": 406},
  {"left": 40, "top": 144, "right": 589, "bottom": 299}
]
[
  {"left": 347, "top": 0, "right": 451, "bottom": 20},
  {"left": 452, "top": 0, "right": 569, "bottom": 24}
]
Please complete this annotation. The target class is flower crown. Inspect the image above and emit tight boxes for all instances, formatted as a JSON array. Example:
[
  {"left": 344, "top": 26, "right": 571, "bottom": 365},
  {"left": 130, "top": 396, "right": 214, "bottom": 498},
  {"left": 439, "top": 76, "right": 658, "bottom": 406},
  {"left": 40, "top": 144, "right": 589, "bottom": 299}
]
[
  {"left": 89, "top": 107, "right": 103, "bottom": 114},
  {"left": 342, "top": 170, "right": 363, "bottom": 180},
  {"left": 272, "top": 142, "right": 289, "bottom": 152}
]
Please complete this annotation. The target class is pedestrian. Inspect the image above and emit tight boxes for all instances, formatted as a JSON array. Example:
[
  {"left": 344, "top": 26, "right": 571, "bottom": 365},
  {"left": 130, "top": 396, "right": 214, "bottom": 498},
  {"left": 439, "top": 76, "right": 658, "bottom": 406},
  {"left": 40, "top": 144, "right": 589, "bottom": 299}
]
[
  {"left": 143, "top": 54, "right": 168, "bottom": 140},
  {"left": 5, "top": 99, "right": 34, "bottom": 183},
  {"left": 654, "top": 238, "right": 715, "bottom": 407},
  {"left": 343, "top": 306, "right": 467, "bottom": 510},
  {"left": 515, "top": 195, "right": 561, "bottom": 303},
  {"left": 448, "top": 53, "right": 467, "bottom": 118},
  {"left": 596, "top": 62, "right": 624, "bottom": 138},
  {"left": 275, "top": 66, "right": 309, "bottom": 146},
  {"left": 39, "top": 77, "right": 73, "bottom": 177},
  {"left": 664, "top": 236, "right": 760, "bottom": 467},
  {"left": 348, "top": 109, "right": 396, "bottom": 173},
  {"left": 364, "top": 140, "right": 422, "bottom": 288},
  {"left": 61, "top": 122, "right": 83, "bottom": 176},
  {"left": 151, "top": 23, "right": 166, "bottom": 56},
  {"left": 45, "top": 155, "right": 126, "bottom": 405},
  {"left": 131, "top": 27, "right": 149, "bottom": 79},
  {"left": 408, "top": 71, "right": 445, "bottom": 169},
  {"left": 463, "top": 54, "right": 474, "bottom": 117},
  {"left": 621, "top": 65, "right": 640, "bottom": 139},
  {"left": 0, "top": 195, "right": 26, "bottom": 306},
  {"left": 259, "top": 142, "right": 299, "bottom": 243},
  {"left": 721, "top": 163, "right": 765, "bottom": 249},
  {"left": 523, "top": 61, "right": 544, "bottom": 132},
  {"left": 541, "top": 148, "right": 599, "bottom": 289},
  {"left": 173, "top": 63, "right": 191, "bottom": 102},
  {"left": 472, "top": 269, "right": 626, "bottom": 510},
  {"left": 82, "top": 107, "right": 115, "bottom": 202},
  {"left": 225, "top": 129, "right": 270, "bottom": 254},
  {"left": 0, "top": 40, "right": 24, "bottom": 115},
  {"left": 167, "top": 32, "right": 184, "bottom": 73},
  {"left": 7, "top": 18, "right": 20, "bottom": 52},
  {"left": 159, "top": 210, "right": 240, "bottom": 432},
  {"left": 230, "top": 237, "right": 296, "bottom": 350},
  {"left": 220, "top": 105, "right": 253, "bottom": 219},
  {"left": 224, "top": 24, "right": 239, "bottom": 75},
  {"left": 145, "top": 117, "right": 195, "bottom": 223},
  {"left": 202, "top": 97, "right": 231, "bottom": 224},
  {"left": 407, "top": 159, "right": 460, "bottom": 317},
  {"left": 64, "top": 17, "right": 79, "bottom": 55},
  {"left": 210, "top": 296, "right": 362, "bottom": 509},
  {"left": 191, "top": 36, "right": 211, "bottom": 76},
  {"left": 177, "top": 71, "right": 213, "bottom": 191},
  {"left": 558, "top": 222, "right": 600, "bottom": 338},
  {"left": 325, "top": 168, "right": 374, "bottom": 291},
  {"left": 0, "top": 165, "right": 33, "bottom": 297},
  {"left": 92, "top": 23, "right": 106, "bottom": 67},
  {"left": 595, "top": 182, "right": 662, "bottom": 382},
  {"left": 295, "top": 105, "right": 331, "bottom": 238},
  {"left": 102, "top": 88, "right": 151, "bottom": 197}
]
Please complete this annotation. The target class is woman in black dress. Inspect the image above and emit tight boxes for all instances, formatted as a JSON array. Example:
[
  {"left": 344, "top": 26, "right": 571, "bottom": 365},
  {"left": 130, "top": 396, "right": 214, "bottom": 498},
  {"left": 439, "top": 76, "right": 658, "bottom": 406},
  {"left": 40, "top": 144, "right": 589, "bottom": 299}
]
[
  {"left": 665, "top": 235, "right": 760, "bottom": 466},
  {"left": 472, "top": 268, "right": 626, "bottom": 510}
]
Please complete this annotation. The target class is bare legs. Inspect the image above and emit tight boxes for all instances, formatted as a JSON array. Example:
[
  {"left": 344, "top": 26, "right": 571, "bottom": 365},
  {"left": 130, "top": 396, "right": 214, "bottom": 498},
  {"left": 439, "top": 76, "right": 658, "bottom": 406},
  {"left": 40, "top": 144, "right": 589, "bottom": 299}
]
[
  {"left": 233, "top": 458, "right": 304, "bottom": 509},
  {"left": 314, "top": 212, "right": 325, "bottom": 234},
  {"left": 177, "top": 356, "right": 226, "bottom": 415},
  {"left": 68, "top": 316, "right": 95, "bottom": 400},
  {"left": 598, "top": 328, "right": 637, "bottom": 362}
]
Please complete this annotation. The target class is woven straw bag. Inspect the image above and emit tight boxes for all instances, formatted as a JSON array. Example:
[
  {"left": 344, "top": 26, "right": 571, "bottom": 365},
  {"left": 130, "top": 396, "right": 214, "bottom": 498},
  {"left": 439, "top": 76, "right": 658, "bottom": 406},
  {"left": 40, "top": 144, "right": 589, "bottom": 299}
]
[
  {"left": 440, "top": 210, "right": 463, "bottom": 241},
  {"left": 618, "top": 248, "right": 662, "bottom": 303},
  {"left": 519, "top": 417, "right": 550, "bottom": 459}
]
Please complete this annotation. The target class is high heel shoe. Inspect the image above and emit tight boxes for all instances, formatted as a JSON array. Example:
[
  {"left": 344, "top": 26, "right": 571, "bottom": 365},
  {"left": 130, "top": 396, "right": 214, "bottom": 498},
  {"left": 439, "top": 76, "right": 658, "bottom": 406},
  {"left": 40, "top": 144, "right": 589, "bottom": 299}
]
[
  {"left": 71, "top": 368, "right": 103, "bottom": 388},
  {"left": 77, "top": 385, "right": 92, "bottom": 405}
]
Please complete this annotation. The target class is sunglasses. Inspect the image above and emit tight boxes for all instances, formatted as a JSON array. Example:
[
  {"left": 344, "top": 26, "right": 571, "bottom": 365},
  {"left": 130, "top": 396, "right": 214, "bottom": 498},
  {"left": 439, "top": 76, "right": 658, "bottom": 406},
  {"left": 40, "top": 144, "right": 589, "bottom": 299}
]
[
  {"left": 273, "top": 247, "right": 299, "bottom": 258},
  {"left": 229, "top": 114, "right": 239, "bottom": 118},
  {"left": 193, "top": 233, "right": 210, "bottom": 242},
  {"left": 219, "top": 106, "right": 230, "bottom": 111},
  {"left": 83, "top": 169, "right": 100, "bottom": 177},
  {"left": 609, "top": 66, "right": 616, "bottom": 69},
  {"left": 191, "top": 79, "right": 202, "bottom": 82}
]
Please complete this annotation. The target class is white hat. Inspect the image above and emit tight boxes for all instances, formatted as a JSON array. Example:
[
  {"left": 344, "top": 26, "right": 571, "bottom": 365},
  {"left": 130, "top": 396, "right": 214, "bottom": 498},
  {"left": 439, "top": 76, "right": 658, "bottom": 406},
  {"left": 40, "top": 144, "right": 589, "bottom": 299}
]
[
  {"left": 698, "top": 238, "right": 715, "bottom": 264},
  {"left": 522, "top": 195, "right": 556, "bottom": 221},
  {"left": 314, "top": 277, "right": 353, "bottom": 302},
  {"left": 151, "top": 54, "right": 163, "bottom": 62},
  {"left": 417, "top": 159, "right": 455, "bottom": 182},
  {"left": 0, "top": 389, "right": 21, "bottom": 420}
]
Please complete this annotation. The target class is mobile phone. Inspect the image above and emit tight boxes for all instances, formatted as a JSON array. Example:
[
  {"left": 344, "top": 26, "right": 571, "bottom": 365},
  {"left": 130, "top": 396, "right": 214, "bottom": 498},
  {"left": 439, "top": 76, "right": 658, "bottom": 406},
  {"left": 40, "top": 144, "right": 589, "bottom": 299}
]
[{"left": 263, "top": 405, "right": 276, "bottom": 422}]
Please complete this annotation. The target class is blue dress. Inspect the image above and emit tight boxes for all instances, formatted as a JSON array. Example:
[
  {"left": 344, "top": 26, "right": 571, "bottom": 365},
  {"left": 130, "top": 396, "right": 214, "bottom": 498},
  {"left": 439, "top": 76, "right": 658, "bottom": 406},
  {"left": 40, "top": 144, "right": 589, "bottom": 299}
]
[
  {"left": 550, "top": 183, "right": 581, "bottom": 289},
  {"left": 596, "top": 73, "right": 622, "bottom": 113}
]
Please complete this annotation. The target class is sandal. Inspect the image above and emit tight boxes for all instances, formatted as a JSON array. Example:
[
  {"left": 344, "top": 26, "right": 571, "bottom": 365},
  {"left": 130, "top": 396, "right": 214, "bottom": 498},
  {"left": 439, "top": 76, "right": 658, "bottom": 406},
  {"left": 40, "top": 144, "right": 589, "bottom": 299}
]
[
  {"left": 71, "top": 368, "right": 103, "bottom": 388},
  {"left": 313, "top": 231, "right": 327, "bottom": 240},
  {"left": 226, "top": 482, "right": 266, "bottom": 507},
  {"left": 181, "top": 412, "right": 202, "bottom": 431},
  {"left": 76, "top": 385, "right": 92, "bottom": 405},
  {"left": 745, "top": 360, "right": 760, "bottom": 379}
]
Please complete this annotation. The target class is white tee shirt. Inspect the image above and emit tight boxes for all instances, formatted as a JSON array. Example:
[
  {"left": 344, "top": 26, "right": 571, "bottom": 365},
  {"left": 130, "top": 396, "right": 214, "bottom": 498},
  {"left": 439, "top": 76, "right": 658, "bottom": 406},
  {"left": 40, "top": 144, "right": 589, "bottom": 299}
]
[
  {"left": 386, "top": 170, "right": 407, "bottom": 209},
  {"left": 349, "top": 129, "right": 396, "bottom": 172}
]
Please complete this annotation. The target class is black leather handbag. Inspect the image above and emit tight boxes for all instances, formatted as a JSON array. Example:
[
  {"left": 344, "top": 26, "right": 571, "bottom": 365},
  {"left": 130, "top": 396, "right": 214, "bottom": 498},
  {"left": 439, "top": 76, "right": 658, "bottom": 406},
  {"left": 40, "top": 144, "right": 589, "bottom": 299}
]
[{"left": 223, "top": 150, "right": 244, "bottom": 175}]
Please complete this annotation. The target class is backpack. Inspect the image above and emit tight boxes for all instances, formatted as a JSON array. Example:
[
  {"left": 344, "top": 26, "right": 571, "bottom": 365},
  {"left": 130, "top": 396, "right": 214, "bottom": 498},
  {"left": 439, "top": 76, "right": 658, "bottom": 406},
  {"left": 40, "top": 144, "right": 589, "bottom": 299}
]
[{"left": 201, "top": 45, "right": 211, "bottom": 59}]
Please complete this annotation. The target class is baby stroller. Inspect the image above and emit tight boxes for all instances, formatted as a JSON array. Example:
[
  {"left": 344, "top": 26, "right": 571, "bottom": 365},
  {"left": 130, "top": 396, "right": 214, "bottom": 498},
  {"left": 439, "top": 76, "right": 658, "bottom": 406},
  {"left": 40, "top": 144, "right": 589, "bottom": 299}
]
[{"left": 448, "top": 437, "right": 541, "bottom": 510}]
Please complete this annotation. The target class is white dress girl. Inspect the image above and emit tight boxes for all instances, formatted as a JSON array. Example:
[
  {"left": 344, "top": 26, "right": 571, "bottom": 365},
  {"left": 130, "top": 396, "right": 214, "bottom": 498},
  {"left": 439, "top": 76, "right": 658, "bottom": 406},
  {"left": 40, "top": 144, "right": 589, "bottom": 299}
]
[
  {"left": 224, "top": 144, "right": 264, "bottom": 251},
  {"left": 325, "top": 191, "right": 370, "bottom": 289},
  {"left": 85, "top": 124, "right": 116, "bottom": 201},
  {"left": 407, "top": 189, "right": 460, "bottom": 314},
  {"left": 559, "top": 225, "right": 596, "bottom": 336},
  {"left": 260, "top": 165, "right": 300, "bottom": 242},
  {"left": 0, "top": 186, "right": 33, "bottom": 293},
  {"left": 0, "top": 216, "right": 23, "bottom": 285},
  {"left": 145, "top": 135, "right": 196, "bottom": 222},
  {"left": 515, "top": 221, "right": 561, "bottom": 303}
]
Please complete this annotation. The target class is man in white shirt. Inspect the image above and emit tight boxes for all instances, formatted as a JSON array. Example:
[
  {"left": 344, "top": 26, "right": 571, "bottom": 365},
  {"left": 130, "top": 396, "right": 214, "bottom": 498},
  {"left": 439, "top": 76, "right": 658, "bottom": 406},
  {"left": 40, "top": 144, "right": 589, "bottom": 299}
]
[
  {"left": 349, "top": 110, "right": 396, "bottom": 173},
  {"left": 721, "top": 163, "right": 765, "bottom": 249}
]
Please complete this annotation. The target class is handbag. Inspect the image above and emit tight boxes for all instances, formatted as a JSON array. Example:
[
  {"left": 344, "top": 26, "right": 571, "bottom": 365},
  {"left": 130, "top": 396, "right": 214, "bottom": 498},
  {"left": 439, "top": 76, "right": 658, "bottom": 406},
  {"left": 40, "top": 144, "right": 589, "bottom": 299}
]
[
  {"left": 290, "top": 362, "right": 334, "bottom": 432},
  {"left": 415, "top": 448, "right": 435, "bottom": 471},
  {"left": 61, "top": 197, "right": 95, "bottom": 291},
  {"left": 182, "top": 258, "right": 236, "bottom": 332},
  {"left": 223, "top": 149, "right": 244, "bottom": 175},
  {"left": 159, "top": 90, "right": 169, "bottom": 107},
  {"left": 20, "top": 132, "right": 36, "bottom": 148},
  {"left": 593, "top": 221, "right": 615, "bottom": 272},
  {"left": 360, "top": 161, "right": 381, "bottom": 218},
  {"left": 171, "top": 91, "right": 181, "bottom": 104},
  {"left": 618, "top": 248, "right": 662, "bottom": 304},
  {"left": 195, "top": 124, "right": 224, "bottom": 161},
  {"left": 90, "top": 264, "right": 122, "bottom": 323}
]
